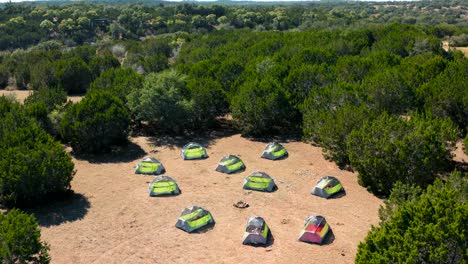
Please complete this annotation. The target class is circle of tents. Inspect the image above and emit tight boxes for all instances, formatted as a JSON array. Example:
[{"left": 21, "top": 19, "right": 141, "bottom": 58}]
[{"left": 136, "top": 141, "right": 344, "bottom": 245}]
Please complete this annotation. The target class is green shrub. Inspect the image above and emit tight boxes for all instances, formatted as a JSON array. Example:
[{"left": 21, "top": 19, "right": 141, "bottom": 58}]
[
  {"left": 347, "top": 113, "right": 458, "bottom": 196},
  {"left": 89, "top": 68, "right": 143, "bottom": 103},
  {"left": 417, "top": 58, "right": 468, "bottom": 130},
  {"left": 0, "top": 209, "right": 50, "bottom": 263},
  {"left": 356, "top": 172, "right": 467, "bottom": 263},
  {"left": 231, "top": 77, "right": 291, "bottom": 136},
  {"left": 24, "top": 86, "right": 67, "bottom": 112},
  {"left": 61, "top": 90, "right": 130, "bottom": 154},
  {"left": 0, "top": 64, "right": 9, "bottom": 89},
  {"left": 53, "top": 57, "right": 92, "bottom": 94},
  {"left": 0, "top": 108, "right": 74, "bottom": 206},
  {"left": 313, "top": 104, "right": 375, "bottom": 167},
  {"left": 88, "top": 54, "right": 120, "bottom": 79},
  {"left": 187, "top": 77, "right": 228, "bottom": 128},
  {"left": 127, "top": 69, "right": 193, "bottom": 132}
]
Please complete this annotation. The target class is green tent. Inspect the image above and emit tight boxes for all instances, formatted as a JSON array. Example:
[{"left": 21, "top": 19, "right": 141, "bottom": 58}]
[
  {"left": 311, "top": 176, "right": 344, "bottom": 199},
  {"left": 135, "top": 157, "right": 165, "bottom": 175},
  {"left": 181, "top": 142, "right": 208, "bottom": 160},
  {"left": 175, "top": 206, "right": 215, "bottom": 233},
  {"left": 215, "top": 155, "right": 245, "bottom": 174},
  {"left": 243, "top": 171, "right": 276, "bottom": 192},
  {"left": 261, "top": 142, "right": 288, "bottom": 160},
  {"left": 242, "top": 216, "right": 271, "bottom": 246},
  {"left": 148, "top": 176, "right": 180, "bottom": 196}
]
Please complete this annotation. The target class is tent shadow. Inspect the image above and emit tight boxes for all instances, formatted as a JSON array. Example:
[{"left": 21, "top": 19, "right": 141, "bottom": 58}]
[
  {"left": 327, "top": 190, "right": 347, "bottom": 199},
  {"left": 72, "top": 141, "right": 146, "bottom": 164},
  {"left": 26, "top": 192, "right": 90, "bottom": 227},
  {"left": 245, "top": 231, "right": 275, "bottom": 247}
]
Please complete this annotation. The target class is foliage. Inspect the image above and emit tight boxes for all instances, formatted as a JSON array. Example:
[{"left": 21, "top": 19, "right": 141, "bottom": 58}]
[
  {"left": 60, "top": 90, "right": 130, "bottom": 154},
  {"left": 186, "top": 77, "right": 228, "bottom": 128},
  {"left": 356, "top": 172, "right": 468, "bottom": 263},
  {"left": 417, "top": 58, "right": 468, "bottom": 130},
  {"left": 53, "top": 57, "right": 92, "bottom": 94},
  {"left": 0, "top": 209, "right": 50, "bottom": 263},
  {"left": 127, "top": 69, "right": 194, "bottom": 132},
  {"left": 24, "top": 86, "right": 67, "bottom": 112},
  {"left": 89, "top": 67, "right": 143, "bottom": 103},
  {"left": 0, "top": 98, "right": 75, "bottom": 206},
  {"left": 231, "top": 77, "right": 291, "bottom": 136},
  {"left": 347, "top": 113, "right": 458, "bottom": 196}
]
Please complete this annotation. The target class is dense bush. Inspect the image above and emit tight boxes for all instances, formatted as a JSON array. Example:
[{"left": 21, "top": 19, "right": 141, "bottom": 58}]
[
  {"left": 127, "top": 69, "right": 194, "bottom": 132},
  {"left": 0, "top": 98, "right": 75, "bottom": 206},
  {"left": 356, "top": 172, "right": 467, "bottom": 263},
  {"left": 187, "top": 77, "right": 228, "bottom": 128},
  {"left": 308, "top": 104, "right": 375, "bottom": 167},
  {"left": 0, "top": 209, "right": 50, "bottom": 263},
  {"left": 24, "top": 86, "right": 67, "bottom": 112},
  {"left": 347, "top": 113, "right": 458, "bottom": 195},
  {"left": 231, "top": 77, "right": 291, "bottom": 136},
  {"left": 54, "top": 57, "right": 92, "bottom": 94},
  {"left": 60, "top": 90, "right": 130, "bottom": 154},
  {"left": 417, "top": 58, "right": 468, "bottom": 130},
  {"left": 89, "top": 68, "right": 143, "bottom": 103}
]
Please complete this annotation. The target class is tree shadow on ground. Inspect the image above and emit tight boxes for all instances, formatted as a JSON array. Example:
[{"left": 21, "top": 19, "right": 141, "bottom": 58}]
[
  {"left": 147, "top": 128, "right": 238, "bottom": 150},
  {"left": 26, "top": 192, "right": 90, "bottom": 227},
  {"left": 72, "top": 141, "right": 147, "bottom": 164},
  {"left": 241, "top": 130, "right": 302, "bottom": 144}
]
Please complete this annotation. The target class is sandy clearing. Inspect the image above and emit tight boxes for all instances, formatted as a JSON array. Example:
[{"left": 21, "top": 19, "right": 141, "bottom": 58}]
[
  {"left": 0, "top": 90, "right": 82, "bottom": 103},
  {"left": 30, "top": 134, "right": 382, "bottom": 264}
]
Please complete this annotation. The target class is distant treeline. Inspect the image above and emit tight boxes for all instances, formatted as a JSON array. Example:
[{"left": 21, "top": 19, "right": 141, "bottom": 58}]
[{"left": 0, "top": 0, "right": 467, "bottom": 50}]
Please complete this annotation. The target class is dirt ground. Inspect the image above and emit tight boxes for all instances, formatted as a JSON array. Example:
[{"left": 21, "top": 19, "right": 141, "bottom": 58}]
[
  {"left": 0, "top": 90, "right": 82, "bottom": 103},
  {"left": 29, "top": 133, "right": 383, "bottom": 264}
]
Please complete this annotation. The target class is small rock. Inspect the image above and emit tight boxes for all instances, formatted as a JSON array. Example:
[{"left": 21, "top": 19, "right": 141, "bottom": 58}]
[
  {"left": 281, "top": 219, "right": 290, "bottom": 224},
  {"left": 233, "top": 200, "right": 249, "bottom": 209},
  {"left": 265, "top": 248, "right": 273, "bottom": 252}
]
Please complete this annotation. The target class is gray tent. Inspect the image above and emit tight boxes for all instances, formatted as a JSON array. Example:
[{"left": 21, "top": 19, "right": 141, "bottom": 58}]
[
  {"left": 175, "top": 205, "right": 215, "bottom": 233},
  {"left": 243, "top": 171, "right": 276, "bottom": 192},
  {"left": 261, "top": 142, "right": 288, "bottom": 160},
  {"left": 181, "top": 142, "right": 208, "bottom": 160},
  {"left": 148, "top": 176, "right": 180, "bottom": 197},
  {"left": 215, "top": 155, "right": 245, "bottom": 174},
  {"left": 311, "top": 176, "right": 344, "bottom": 199},
  {"left": 242, "top": 216, "right": 271, "bottom": 246},
  {"left": 135, "top": 157, "right": 165, "bottom": 175}
]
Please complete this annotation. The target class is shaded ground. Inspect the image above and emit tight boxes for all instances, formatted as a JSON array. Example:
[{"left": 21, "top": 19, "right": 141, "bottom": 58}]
[{"left": 40, "top": 134, "right": 382, "bottom": 264}]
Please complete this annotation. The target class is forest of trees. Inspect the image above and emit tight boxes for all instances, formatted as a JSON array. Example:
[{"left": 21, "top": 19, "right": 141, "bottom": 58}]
[{"left": 0, "top": 1, "right": 467, "bottom": 262}]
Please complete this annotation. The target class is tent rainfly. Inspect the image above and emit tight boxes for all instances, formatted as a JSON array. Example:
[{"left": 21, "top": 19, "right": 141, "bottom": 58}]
[
  {"left": 135, "top": 157, "right": 165, "bottom": 175},
  {"left": 175, "top": 206, "right": 215, "bottom": 233},
  {"left": 148, "top": 176, "right": 180, "bottom": 197},
  {"left": 242, "top": 216, "right": 271, "bottom": 246},
  {"left": 311, "top": 176, "right": 344, "bottom": 199},
  {"left": 215, "top": 155, "right": 245, "bottom": 174},
  {"left": 261, "top": 142, "right": 288, "bottom": 160},
  {"left": 181, "top": 142, "right": 208, "bottom": 160},
  {"left": 298, "top": 214, "right": 331, "bottom": 245},
  {"left": 243, "top": 171, "right": 276, "bottom": 192}
]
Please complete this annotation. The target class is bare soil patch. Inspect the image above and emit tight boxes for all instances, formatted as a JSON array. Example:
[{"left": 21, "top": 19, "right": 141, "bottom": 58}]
[
  {"left": 36, "top": 134, "right": 382, "bottom": 264},
  {"left": 0, "top": 90, "right": 82, "bottom": 103}
]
